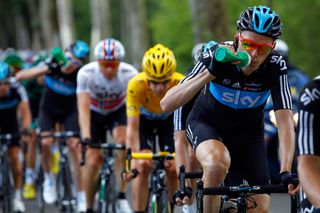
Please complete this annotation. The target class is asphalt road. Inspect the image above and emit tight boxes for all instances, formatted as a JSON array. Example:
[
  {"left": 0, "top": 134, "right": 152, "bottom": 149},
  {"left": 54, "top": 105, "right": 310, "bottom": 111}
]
[{"left": 23, "top": 192, "right": 292, "bottom": 212}]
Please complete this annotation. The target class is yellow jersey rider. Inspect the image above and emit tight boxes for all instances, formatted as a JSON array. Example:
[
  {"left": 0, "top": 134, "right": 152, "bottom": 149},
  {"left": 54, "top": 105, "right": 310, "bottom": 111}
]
[{"left": 125, "top": 44, "right": 184, "bottom": 213}]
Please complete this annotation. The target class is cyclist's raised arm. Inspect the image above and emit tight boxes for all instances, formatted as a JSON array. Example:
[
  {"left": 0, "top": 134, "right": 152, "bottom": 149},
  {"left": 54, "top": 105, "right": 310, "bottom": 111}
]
[
  {"left": 161, "top": 67, "right": 215, "bottom": 113},
  {"left": 15, "top": 64, "right": 49, "bottom": 81}
]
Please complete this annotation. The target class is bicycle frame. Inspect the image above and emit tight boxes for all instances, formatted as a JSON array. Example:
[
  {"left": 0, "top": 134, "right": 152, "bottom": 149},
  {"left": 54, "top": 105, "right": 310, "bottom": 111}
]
[
  {"left": 0, "top": 134, "right": 16, "bottom": 213},
  {"left": 126, "top": 148, "right": 175, "bottom": 213},
  {"left": 80, "top": 142, "right": 125, "bottom": 213},
  {"left": 41, "top": 131, "right": 79, "bottom": 212}
]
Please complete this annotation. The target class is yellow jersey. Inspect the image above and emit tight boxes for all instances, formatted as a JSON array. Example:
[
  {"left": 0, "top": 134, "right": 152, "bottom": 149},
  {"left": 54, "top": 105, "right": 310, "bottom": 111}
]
[{"left": 126, "top": 72, "right": 185, "bottom": 120}]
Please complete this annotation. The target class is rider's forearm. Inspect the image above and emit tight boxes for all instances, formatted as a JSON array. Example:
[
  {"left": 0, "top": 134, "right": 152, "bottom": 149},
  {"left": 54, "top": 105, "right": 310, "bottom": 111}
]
[
  {"left": 20, "top": 102, "right": 32, "bottom": 129},
  {"left": 77, "top": 93, "right": 91, "bottom": 139},
  {"left": 160, "top": 69, "right": 214, "bottom": 113},
  {"left": 15, "top": 65, "right": 49, "bottom": 81},
  {"left": 126, "top": 116, "right": 140, "bottom": 152},
  {"left": 276, "top": 111, "right": 295, "bottom": 172},
  {"left": 298, "top": 156, "right": 320, "bottom": 207},
  {"left": 126, "top": 128, "right": 139, "bottom": 152}
]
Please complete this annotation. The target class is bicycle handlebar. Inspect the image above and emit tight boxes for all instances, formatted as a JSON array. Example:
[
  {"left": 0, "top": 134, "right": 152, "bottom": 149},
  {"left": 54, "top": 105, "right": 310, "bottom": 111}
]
[
  {"left": 125, "top": 148, "right": 175, "bottom": 173},
  {"left": 214, "top": 47, "right": 251, "bottom": 68},
  {"left": 79, "top": 141, "right": 125, "bottom": 166},
  {"left": 40, "top": 131, "right": 80, "bottom": 139}
]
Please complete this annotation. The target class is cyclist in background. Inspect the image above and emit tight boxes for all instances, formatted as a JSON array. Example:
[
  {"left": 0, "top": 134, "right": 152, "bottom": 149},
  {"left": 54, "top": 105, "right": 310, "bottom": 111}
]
[
  {"left": 21, "top": 51, "right": 47, "bottom": 200},
  {"left": 296, "top": 76, "right": 320, "bottom": 212},
  {"left": 264, "top": 39, "right": 310, "bottom": 183},
  {"left": 161, "top": 6, "right": 298, "bottom": 213},
  {"left": 3, "top": 49, "right": 24, "bottom": 74},
  {"left": 15, "top": 41, "right": 90, "bottom": 211},
  {"left": 124, "top": 44, "right": 184, "bottom": 213},
  {"left": 0, "top": 62, "right": 31, "bottom": 212},
  {"left": 77, "top": 38, "right": 138, "bottom": 213}
]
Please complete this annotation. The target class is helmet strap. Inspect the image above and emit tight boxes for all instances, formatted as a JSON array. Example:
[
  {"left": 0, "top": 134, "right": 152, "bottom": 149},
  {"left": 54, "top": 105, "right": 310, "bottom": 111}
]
[{"left": 233, "top": 31, "right": 240, "bottom": 51}]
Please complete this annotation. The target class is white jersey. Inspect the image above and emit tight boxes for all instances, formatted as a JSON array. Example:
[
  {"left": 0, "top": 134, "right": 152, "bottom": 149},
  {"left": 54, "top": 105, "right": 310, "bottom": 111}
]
[{"left": 77, "top": 61, "right": 138, "bottom": 115}]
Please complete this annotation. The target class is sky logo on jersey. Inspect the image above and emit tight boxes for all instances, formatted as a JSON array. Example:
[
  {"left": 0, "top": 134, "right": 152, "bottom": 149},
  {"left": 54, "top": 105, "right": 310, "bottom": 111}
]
[
  {"left": 45, "top": 76, "right": 76, "bottom": 96},
  {"left": 300, "top": 87, "right": 320, "bottom": 106},
  {"left": 0, "top": 99, "right": 19, "bottom": 109},
  {"left": 209, "top": 82, "right": 270, "bottom": 109}
]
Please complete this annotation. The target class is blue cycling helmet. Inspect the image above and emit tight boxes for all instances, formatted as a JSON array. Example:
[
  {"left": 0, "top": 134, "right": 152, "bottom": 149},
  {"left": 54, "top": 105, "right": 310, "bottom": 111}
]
[
  {"left": 237, "top": 6, "right": 283, "bottom": 39},
  {"left": 66, "top": 40, "right": 90, "bottom": 60},
  {"left": 0, "top": 62, "right": 11, "bottom": 81}
]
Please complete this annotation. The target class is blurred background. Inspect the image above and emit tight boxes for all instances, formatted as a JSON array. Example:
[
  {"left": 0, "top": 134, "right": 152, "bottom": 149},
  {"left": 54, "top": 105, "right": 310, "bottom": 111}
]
[{"left": 0, "top": 0, "right": 318, "bottom": 77}]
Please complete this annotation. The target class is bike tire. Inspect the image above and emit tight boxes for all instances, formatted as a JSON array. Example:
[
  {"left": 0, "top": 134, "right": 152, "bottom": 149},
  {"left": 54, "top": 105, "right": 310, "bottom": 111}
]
[
  {"left": 154, "top": 189, "right": 171, "bottom": 213},
  {"left": 35, "top": 164, "right": 45, "bottom": 213},
  {"left": 105, "top": 173, "right": 117, "bottom": 213},
  {"left": 57, "top": 164, "right": 75, "bottom": 213},
  {"left": 98, "top": 174, "right": 117, "bottom": 213},
  {"left": 3, "top": 165, "right": 12, "bottom": 213}
]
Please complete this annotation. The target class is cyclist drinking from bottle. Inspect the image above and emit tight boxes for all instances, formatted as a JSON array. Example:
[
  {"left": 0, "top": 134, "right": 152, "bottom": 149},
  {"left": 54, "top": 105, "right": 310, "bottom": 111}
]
[{"left": 161, "top": 6, "right": 298, "bottom": 213}]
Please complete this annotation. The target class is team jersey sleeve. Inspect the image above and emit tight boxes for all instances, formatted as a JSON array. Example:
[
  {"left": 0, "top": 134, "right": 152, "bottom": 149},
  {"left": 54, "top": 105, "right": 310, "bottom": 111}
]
[
  {"left": 184, "top": 43, "right": 220, "bottom": 82},
  {"left": 76, "top": 68, "right": 90, "bottom": 94},
  {"left": 15, "top": 82, "right": 29, "bottom": 102},
  {"left": 269, "top": 54, "right": 293, "bottom": 110},
  {"left": 296, "top": 79, "right": 320, "bottom": 156},
  {"left": 126, "top": 78, "right": 142, "bottom": 117}
]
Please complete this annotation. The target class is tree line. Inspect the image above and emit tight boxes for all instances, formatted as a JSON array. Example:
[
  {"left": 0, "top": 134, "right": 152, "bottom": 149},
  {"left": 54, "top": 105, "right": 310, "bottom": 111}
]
[{"left": 1, "top": 0, "right": 318, "bottom": 77}]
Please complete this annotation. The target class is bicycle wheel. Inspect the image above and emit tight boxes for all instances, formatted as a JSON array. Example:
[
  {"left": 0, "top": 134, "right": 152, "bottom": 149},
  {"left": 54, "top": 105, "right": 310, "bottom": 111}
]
[
  {"left": 57, "top": 164, "right": 75, "bottom": 213},
  {"left": 153, "top": 189, "right": 171, "bottom": 213},
  {"left": 35, "top": 164, "right": 45, "bottom": 213},
  {"left": 105, "top": 173, "right": 117, "bottom": 213},
  {"left": 2, "top": 165, "right": 12, "bottom": 213}
]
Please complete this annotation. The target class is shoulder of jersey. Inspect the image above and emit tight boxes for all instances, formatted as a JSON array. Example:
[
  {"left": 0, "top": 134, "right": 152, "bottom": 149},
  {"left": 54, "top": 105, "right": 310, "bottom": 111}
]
[
  {"left": 119, "top": 62, "right": 139, "bottom": 74},
  {"left": 267, "top": 51, "right": 288, "bottom": 72},
  {"left": 79, "top": 61, "right": 98, "bottom": 74}
]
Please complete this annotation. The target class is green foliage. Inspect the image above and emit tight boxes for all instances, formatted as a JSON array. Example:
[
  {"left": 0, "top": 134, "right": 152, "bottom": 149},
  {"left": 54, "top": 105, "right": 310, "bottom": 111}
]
[
  {"left": 148, "top": 0, "right": 194, "bottom": 73},
  {"left": 73, "top": 0, "right": 91, "bottom": 43}
]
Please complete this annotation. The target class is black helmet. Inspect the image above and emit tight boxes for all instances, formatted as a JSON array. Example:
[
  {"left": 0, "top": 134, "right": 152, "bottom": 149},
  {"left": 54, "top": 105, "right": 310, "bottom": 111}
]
[{"left": 237, "top": 6, "right": 283, "bottom": 39}]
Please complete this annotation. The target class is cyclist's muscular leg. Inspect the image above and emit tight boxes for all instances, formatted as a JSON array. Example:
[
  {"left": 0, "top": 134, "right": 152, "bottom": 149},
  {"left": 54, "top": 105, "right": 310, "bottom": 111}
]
[
  {"left": 112, "top": 125, "right": 127, "bottom": 193},
  {"left": 41, "top": 132, "right": 54, "bottom": 172},
  {"left": 26, "top": 130, "right": 36, "bottom": 169},
  {"left": 8, "top": 147, "right": 23, "bottom": 190},
  {"left": 83, "top": 148, "right": 102, "bottom": 208},
  {"left": 132, "top": 156, "right": 153, "bottom": 211},
  {"left": 174, "top": 130, "right": 200, "bottom": 204},
  {"left": 67, "top": 137, "right": 84, "bottom": 191},
  {"left": 248, "top": 194, "right": 270, "bottom": 213},
  {"left": 164, "top": 159, "right": 178, "bottom": 204},
  {"left": 196, "top": 139, "right": 231, "bottom": 213}
]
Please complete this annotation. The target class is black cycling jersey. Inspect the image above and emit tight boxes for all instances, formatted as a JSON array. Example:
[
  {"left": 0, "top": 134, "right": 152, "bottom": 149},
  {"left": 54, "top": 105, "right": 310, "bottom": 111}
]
[
  {"left": 40, "top": 58, "right": 79, "bottom": 114},
  {"left": 0, "top": 82, "right": 28, "bottom": 146},
  {"left": 187, "top": 43, "right": 292, "bottom": 133},
  {"left": 296, "top": 76, "right": 320, "bottom": 156}
]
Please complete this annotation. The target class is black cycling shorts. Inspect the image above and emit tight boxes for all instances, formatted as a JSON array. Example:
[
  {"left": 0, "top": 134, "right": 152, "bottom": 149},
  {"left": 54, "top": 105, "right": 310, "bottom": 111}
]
[
  {"left": 139, "top": 115, "right": 174, "bottom": 152},
  {"left": 38, "top": 107, "right": 79, "bottom": 133},
  {"left": 186, "top": 116, "right": 269, "bottom": 186},
  {"left": 90, "top": 105, "right": 126, "bottom": 144},
  {"left": 0, "top": 109, "right": 20, "bottom": 147},
  {"left": 300, "top": 189, "right": 320, "bottom": 213}
]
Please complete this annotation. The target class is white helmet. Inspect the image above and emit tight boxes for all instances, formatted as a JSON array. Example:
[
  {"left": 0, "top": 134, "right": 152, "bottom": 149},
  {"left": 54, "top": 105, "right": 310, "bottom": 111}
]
[
  {"left": 94, "top": 38, "right": 125, "bottom": 60},
  {"left": 274, "top": 39, "right": 289, "bottom": 58}
]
